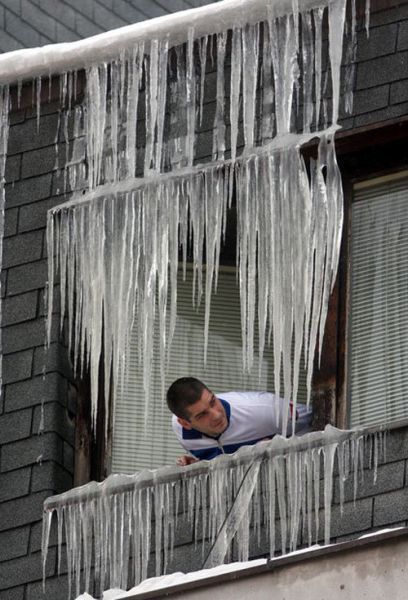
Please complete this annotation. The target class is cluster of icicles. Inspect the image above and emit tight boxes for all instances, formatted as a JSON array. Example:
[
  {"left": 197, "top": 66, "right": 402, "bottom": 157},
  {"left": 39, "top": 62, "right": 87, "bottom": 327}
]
[
  {"left": 44, "top": 0, "right": 357, "bottom": 433},
  {"left": 48, "top": 136, "right": 342, "bottom": 432},
  {"left": 42, "top": 426, "right": 387, "bottom": 598}
]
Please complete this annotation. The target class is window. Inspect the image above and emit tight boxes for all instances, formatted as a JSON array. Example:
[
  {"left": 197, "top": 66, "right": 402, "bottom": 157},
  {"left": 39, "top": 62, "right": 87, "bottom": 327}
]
[
  {"left": 111, "top": 266, "right": 309, "bottom": 473},
  {"left": 347, "top": 172, "right": 408, "bottom": 427}
]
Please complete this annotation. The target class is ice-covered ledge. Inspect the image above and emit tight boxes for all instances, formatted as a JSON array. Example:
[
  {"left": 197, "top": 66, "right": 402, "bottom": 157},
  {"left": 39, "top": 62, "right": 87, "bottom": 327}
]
[
  {"left": 43, "top": 424, "right": 379, "bottom": 510},
  {"left": 48, "top": 126, "right": 339, "bottom": 214},
  {"left": 42, "top": 425, "right": 387, "bottom": 598},
  {"left": 0, "top": 0, "right": 327, "bottom": 85}
]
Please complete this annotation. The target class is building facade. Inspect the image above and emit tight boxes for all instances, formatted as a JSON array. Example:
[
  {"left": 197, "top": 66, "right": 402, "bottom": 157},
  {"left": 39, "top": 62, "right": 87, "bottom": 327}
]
[{"left": 1, "top": 0, "right": 408, "bottom": 598}]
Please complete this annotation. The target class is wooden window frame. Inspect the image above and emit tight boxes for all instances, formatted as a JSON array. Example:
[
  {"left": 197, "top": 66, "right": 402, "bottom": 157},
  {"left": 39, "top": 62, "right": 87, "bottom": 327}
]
[{"left": 311, "top": 117, "right": 408, "bottom": 429}]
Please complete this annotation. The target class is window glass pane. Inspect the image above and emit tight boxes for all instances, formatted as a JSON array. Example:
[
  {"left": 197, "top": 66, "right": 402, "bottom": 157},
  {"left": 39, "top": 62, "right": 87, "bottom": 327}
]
[
  {"left": 112, "top": 267, "right": 308, "bottom": 473},
  {"left": 348, "top": 174, "right": 408, "bottom": 428}
]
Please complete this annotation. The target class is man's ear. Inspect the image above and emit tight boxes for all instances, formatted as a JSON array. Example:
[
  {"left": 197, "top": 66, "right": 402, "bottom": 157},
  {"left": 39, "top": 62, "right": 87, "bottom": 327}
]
[{"left": 177, "top": 417, "right": 192, "bottom": 430}]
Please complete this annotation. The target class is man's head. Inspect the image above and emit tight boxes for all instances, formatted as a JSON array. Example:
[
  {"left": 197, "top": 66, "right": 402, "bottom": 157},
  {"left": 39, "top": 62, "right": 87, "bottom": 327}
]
[{"left": 167, "top": 377, "right": 228, "bottom": 437}]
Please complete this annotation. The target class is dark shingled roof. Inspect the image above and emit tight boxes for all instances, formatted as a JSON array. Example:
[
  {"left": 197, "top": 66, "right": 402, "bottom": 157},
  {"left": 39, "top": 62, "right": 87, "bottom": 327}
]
[{"left": 0, "top": 0, "right": 221, "bottom": 53}]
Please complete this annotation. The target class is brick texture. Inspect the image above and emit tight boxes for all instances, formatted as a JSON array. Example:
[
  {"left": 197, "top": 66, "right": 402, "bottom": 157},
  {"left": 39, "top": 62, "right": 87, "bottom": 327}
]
[
  {"left": 374, "top": 487, "right": 408, "bottom": 526},
  {"left": 0, "top": 528, "right": 30, "bottom": 562},
  {"left": 0, "top": 469, "right": 31, "bottom": 503},
  {"left": 2, "top": 349, "right": 33, "bottom": 384},
  {"left": 2, "top": 292, "right": 38, "bottom": 326},
  {"left": 0, "top": 101, "right": 76, "bottom": 597},
  {"left": 0, "top": 408, "right": 32, "bottom": 445}
]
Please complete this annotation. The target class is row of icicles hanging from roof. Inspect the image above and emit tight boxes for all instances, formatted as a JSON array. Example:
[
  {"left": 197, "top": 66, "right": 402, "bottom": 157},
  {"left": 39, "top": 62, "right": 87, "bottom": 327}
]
[{"left": 8, "top": 0, "right": 360, "bottom": 435}]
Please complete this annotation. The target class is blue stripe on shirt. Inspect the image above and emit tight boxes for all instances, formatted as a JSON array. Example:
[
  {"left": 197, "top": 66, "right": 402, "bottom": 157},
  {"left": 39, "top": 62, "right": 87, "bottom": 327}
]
[{"left": 190, "top": 436, "right": 270, "bottom": 461}]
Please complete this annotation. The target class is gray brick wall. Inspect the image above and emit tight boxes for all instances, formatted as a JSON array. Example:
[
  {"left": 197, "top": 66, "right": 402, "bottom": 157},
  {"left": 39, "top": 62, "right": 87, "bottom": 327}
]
[
  {"left": 0, "top": 0, "right": 221, "bottom": 53},
  {"left": 339, "top": 4, "right": 408, "bottom": 129},
  {"left": 0, "top": 1, "right": 408, "bottom": 598},
  {"left": 0, "top": 102, "right": 77, "bottom": 600}
]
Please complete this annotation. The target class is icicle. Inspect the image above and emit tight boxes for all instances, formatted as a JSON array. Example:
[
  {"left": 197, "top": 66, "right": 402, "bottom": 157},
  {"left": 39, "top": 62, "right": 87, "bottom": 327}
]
[
  {"left": 312, "top": 446, "right": 321, "bottom": 543},
  {"left": 144, "top": 39, "right": 169, "bottom": 174},
  {"left": 242, "top": 23, "right": 259, "bottom": 150},
  {"left": 198, "top": 35, "right": 208, "bottom": 126},
  {"left": 287, "top": 449, "right": 301, "bottom": 551},
  {"left": 17, "top": 79, "right": 22, "bottom": 108},
  {"left": 344, "top": 0, "right": 357, "bottom": 115},
  {"left": 261, "top": 23, "right": 274, "bottom": 143},
  {"left": 301, "top": 12, "right": 314, "bottom": 132},
  {"left": 41, "top": 509, "right": 53, "bottom": 591},
  {"left": 186, "top": 28, "right": 196, "bottom": 167},
  {"left": 365, "top": 0, "right": 370, "bottom": 36},
  {"left": 36, "top": 76, "right": 42, "bottom": 132},
  {"left": 0, "top": 85, "right": 10, "bottom": 394},
  {"left": 373, "top": 432, "right": 379, "bottom": 483},
  {"left": 230, "top": 28, "right": 242, "bottom": 162},
  {"left": 268, "top": 11, "right": 299, "bottom": 134},
  {"left": 304, "top": 448, "right": 313, "bottom": 545},
  {"left": 110, "top": 60, "right": 119, "bottom": 182},
  {"left": 203, "top": 167, "right": 225, "bottom": 363},
  {"left": 205, "top": 459, "right": 262, "bottom": 568},
  {"left": 125, "top": 43, "right": 144, "bottom": 179},
  {"left": 86, "top": 63, "right": 108, "bottom": 188},
  {"left": 313, "top": 8, "right": 323, "bottom": 130},
  {"left": 328, "top": 0, "right": 348, "bottom": 125},
  {"left": 352, "top": 435, "right": 360, "bottom": 502},
  {"left": 337, "top": 440, "right": 345, "bottom": 514},
  {"left": 212, "top": 31, "right": 227, "bottom": 160},
  {"left": 323, "top": 442, "right": 337, "bottom": 545}
]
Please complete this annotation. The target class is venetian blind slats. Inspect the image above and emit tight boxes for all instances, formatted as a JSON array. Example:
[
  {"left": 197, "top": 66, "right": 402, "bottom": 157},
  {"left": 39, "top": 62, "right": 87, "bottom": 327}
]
[
  {"left": 112, "top": 267, "right": 308, "bottom": 473},
  {"left": 348, "top": 176, "right": 408, "bottom": 428}
]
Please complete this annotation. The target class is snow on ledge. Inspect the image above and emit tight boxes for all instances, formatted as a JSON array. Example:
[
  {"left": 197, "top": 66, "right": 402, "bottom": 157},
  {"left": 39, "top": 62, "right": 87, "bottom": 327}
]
[
  {"left": 74, "top": 527, "right": 408, "bottom": 600},
  {"left": 0, "top": 0, "right": 324, "bottom": 86},
  {"left": 75, "top": 559, "right": 269, "bottom": 600}
]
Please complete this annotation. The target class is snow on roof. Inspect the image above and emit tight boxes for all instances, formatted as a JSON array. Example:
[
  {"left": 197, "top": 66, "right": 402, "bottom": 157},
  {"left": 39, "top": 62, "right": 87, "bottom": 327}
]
[
  {"left": 0, "top": 0, "right": 323, "bottom": 85},
  {"left": 74, "top": 527, "right": 408, "bottom": 600}
]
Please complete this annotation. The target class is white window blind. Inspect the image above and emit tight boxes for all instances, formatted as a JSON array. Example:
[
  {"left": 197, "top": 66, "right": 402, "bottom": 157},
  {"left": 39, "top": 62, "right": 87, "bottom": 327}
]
[
  {"left": 348, "top": 173, "right": 408, "bottom": 428},
  {"left": 112, "top": 267, "right": 307, "bottom": 474}
]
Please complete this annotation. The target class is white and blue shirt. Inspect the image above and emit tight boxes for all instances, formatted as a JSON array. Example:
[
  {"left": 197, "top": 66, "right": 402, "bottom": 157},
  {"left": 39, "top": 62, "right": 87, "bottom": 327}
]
[{"left": 172, "top": 391, "right": 313, "bottom": 461}]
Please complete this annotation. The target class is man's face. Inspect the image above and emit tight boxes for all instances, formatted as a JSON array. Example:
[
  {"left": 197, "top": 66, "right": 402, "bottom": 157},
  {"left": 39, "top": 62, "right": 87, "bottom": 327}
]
[{"left": 178, "top": 388, "right": 228, "bottom": 437}]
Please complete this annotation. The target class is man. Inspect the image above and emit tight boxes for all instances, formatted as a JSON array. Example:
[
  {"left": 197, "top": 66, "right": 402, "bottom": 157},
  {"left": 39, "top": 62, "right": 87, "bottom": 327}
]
[{"left": 166, "top": 377, "right": 313, "bottom": 466}]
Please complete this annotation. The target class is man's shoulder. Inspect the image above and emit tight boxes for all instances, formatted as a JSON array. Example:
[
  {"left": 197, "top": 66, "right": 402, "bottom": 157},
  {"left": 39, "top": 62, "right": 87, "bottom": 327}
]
[
  {"left": 218, "top": 391, "right": 277, "bottom": 407},
  {"left": 218, "top": 391, "right": 281, "bottom": 442},
  {"left": 172, "top": 414, "right": 182, "bottom": 438}
]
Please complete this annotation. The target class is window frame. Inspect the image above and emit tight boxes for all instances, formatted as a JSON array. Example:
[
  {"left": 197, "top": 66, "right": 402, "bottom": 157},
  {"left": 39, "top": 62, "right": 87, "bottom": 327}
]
[{"left": 311, "top": 116, "right": 408, "bottom": 430}]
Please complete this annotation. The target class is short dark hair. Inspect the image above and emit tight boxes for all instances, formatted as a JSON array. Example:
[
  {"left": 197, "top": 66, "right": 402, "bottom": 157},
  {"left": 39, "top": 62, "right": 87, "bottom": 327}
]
[{"left": 166, "top": 377, "right": 209, "bottom": 419}]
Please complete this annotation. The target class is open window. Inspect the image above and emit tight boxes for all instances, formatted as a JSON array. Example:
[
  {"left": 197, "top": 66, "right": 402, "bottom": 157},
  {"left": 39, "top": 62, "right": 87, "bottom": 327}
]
[{"left": 112, "top": 264, "right": 310, "bottom": 473}]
